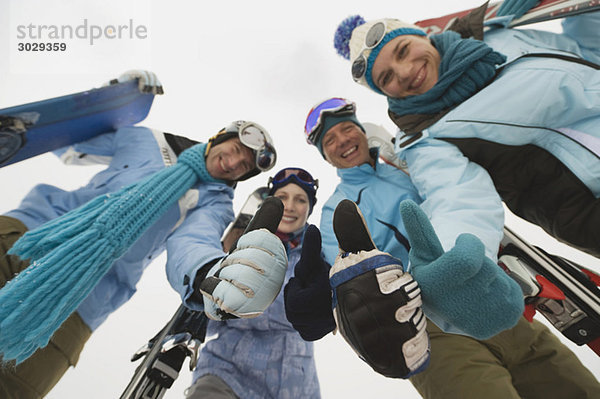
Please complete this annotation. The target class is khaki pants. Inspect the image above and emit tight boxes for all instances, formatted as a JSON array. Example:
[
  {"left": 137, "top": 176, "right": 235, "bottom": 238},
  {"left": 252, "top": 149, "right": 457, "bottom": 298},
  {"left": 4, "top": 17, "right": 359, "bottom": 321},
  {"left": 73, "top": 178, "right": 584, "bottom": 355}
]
[
  {"left": 0, "top": 216, "right": 92, "bottom": 399},
  {"left": 410, "top": 317, "right": 600, "bottom": 399}
]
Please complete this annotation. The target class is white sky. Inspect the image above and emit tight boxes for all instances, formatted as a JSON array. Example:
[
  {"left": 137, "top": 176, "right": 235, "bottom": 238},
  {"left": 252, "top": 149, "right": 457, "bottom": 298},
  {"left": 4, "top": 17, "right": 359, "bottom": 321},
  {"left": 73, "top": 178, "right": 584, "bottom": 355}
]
[{"left": 1, "top": 0, "right": 598, "bottom": 397}]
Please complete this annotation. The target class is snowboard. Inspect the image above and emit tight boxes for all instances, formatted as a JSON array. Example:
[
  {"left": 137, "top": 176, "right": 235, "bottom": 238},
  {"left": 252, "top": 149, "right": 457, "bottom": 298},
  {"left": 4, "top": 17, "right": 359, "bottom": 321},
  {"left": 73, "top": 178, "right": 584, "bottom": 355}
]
[
  {"left": 415, "top": 0, "right": 600, "bottom": 34},
  {"left": 0, "top": 80, "right": 155, "bottom": 168},
  {"left": 366, "top": 122, "right": 600, "bottom": 355},
  {"left": 121, "top": 187, "right": 271, "bottom": 398},
  {"left": 222, "top": 187, "right": 271, "bottom": 252}
]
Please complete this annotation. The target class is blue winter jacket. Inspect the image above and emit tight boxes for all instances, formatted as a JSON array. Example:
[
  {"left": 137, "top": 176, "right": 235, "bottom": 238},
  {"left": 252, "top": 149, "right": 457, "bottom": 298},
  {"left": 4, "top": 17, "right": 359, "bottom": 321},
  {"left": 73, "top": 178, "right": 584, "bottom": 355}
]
[
  {"left": 396, "top": 12, "right": 600, "bottom": 259},
  {"left": 192, "top": 226, "right": 320, "bottom": 399},
  {"left": 5, "top": 126, "right": 234, "bottom": 330},
  {"left": 320, "top": 156, "right": 421, "bottom": 269}
]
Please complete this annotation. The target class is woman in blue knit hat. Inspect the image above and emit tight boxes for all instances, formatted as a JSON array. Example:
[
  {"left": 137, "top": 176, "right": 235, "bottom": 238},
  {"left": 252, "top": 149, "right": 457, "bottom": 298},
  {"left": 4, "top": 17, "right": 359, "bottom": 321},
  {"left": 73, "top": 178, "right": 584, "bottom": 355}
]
[
  {"left": 334, "top": 2, "right": 600, "bottom": 262},
  {"left": 186, "top": 167, "right": 328, "bottom": 399},
  {"left": 332, "top": 2, "right": 600, "bottom": 398}
]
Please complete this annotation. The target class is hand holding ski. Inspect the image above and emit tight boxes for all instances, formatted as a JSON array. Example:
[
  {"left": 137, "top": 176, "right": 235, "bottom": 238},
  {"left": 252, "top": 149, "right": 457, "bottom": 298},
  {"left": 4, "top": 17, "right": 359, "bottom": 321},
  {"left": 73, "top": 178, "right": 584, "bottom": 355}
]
[
  {"left": 496, "top": 0, "right": 540, "bottom": 19},
  {"left": 414, "top": 0, "right": 600, "bottom": 34},
  {"left": 108, "top": 69, "right": 164, "bottom": 95},
  {"left": 284, "top": 225, "right": 336, "bottom": 341},
  {"left": 329, "top": 199, "right": 429, "bottom": 379},
  {"left": 401, "top": 200, "right": 524, "bottom": 339},
  {"left": 199, "top": 196, "right": 288, "bottom": 320}
]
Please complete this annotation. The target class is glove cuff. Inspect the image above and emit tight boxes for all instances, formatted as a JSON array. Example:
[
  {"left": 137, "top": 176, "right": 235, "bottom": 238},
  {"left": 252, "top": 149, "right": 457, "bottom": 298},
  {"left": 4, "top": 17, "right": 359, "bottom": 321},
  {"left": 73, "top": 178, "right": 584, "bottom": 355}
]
[
  {"left": 330, "top": 249, "right": 429, "bottom": 378},
  {"left": 187, "top": 258, "right": 222, "bottom": 306},
  {"left": 330, "top": 249, "right": 405, "bottom": 303}
]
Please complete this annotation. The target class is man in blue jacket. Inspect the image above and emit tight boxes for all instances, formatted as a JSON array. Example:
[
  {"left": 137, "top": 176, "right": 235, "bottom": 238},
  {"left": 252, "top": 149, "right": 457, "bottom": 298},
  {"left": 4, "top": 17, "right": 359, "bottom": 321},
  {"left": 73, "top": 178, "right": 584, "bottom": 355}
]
[
  {"left": 285, "top": 97, "right": 600, "bottom": 398},
  {"left": 0, "top": 73, "right": 281, "bottom": 399}
]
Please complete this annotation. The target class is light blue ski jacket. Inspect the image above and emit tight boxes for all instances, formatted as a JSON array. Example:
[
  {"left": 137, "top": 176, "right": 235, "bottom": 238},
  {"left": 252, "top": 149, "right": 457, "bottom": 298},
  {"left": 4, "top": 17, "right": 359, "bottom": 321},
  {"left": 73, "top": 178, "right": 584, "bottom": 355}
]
[
  {"left": 320, "top": 156, "right": 421, "bottom": 269},
  {"left": 192, "top": 227, "right": 320, "bottom": 399},
  {"left": 397, "top": 12, "right": 600, "bottom": 260},
  {"left": 5, "top": 126, "right": 234, "bottom": 330}
]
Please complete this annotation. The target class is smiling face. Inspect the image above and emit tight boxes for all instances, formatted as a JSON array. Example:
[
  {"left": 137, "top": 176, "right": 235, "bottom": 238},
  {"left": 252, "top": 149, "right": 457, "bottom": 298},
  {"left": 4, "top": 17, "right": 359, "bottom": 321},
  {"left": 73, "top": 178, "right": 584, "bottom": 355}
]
[
  {"left": 371, "top": 34, "right": 441, "bottom": 99},
  {"left": 205, "top": 137, "right": 255, "bottom": 181},
  {"left": 273, "top": 183, "right": 310, "bottom": 234},
  {"left": 322, "top": 121, "right": 372, "bottom": 169}
]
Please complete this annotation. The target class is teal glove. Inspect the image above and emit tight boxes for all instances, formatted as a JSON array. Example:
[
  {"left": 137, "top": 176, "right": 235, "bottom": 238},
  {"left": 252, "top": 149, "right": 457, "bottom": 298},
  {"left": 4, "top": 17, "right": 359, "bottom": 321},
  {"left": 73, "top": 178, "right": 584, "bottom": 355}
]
[
  {"left": 496, "top": 0, "right": 539, "bottom": 19},
  {"left": 400, "top": 200, "right": 523, "bottom": 339}
]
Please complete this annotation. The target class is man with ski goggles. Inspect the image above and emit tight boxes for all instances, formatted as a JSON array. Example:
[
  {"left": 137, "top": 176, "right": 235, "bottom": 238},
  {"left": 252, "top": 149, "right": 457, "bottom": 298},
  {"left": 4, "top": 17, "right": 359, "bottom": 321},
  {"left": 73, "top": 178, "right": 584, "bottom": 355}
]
[
  {"left": 0, "top": 72, "right": 285, "bottom": 398},
  {"left": 288, "top": 96, "right": 600, "bottom": 398},
  {"left": 296, "top": 95, "right": 524, "bottom": 372},
  {"left": 206, "top": 120, "right": 277, "bottom": 181}
]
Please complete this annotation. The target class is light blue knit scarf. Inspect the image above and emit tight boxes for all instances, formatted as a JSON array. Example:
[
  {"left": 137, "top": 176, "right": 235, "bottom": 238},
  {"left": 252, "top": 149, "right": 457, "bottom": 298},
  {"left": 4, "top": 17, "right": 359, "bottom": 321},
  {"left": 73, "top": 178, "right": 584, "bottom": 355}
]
[
  {"left": 388, "top": 31, "right": 506, "bottom": 117},
  {"left": 0, "top": 142, "right": 224, "bottom": 364}
]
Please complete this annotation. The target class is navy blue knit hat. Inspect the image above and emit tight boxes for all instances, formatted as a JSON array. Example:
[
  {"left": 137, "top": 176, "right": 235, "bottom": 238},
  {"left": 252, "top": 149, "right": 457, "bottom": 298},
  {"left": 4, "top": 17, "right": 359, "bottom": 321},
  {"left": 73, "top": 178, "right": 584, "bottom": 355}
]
[{"left": 268, "top": 167, "right": 318, "bottom": 215}]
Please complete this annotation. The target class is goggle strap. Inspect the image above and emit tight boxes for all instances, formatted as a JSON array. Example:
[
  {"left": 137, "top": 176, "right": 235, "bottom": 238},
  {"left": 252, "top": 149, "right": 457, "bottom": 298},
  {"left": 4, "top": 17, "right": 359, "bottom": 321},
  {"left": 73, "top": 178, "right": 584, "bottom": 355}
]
[
  {"left": 270, "top": 171, "right": 318, "bottom": 191},
  {"left": 306, "top": 103, "right": 356, "bottom": 144}
]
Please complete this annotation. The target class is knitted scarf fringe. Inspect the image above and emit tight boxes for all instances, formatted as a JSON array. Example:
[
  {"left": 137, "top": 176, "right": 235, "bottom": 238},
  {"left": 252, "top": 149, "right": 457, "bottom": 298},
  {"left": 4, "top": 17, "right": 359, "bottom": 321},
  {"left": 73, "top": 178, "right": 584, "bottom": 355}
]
[{"left": 0, "top": 143, "right": 222, "bottom": 364}]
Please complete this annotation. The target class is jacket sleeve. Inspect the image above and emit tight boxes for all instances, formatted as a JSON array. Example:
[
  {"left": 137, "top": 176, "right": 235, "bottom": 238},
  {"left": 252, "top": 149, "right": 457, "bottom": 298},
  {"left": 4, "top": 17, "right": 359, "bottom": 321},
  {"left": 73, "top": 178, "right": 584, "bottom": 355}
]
[
  {"left": 404, "top": 138, "right": 505, "bottom": 261},
  {"left": 319, "top": 192, "right": 344, "bottom": 265},
  {"left": 562, "top": 11, "right": 600, "bottom": 64},
  {"left": 52, "top": 131, "right": 117, "bottom": 165},
  {"left": 165, "top": 185, "right": 234, "bottom": 311},
  {"left": 52, "top": 126, "right": 157, "bottom": 166}
]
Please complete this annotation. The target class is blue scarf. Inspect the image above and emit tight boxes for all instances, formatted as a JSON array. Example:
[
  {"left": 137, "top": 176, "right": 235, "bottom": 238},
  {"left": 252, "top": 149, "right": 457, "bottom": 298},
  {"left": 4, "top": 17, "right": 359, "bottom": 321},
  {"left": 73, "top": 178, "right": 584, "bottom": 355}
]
[
  {"left": 0, "top": 143, "right": 224, "bottom": 364},
  {"left": 388, "top": 31, "right": 506, "bottom": 117}
]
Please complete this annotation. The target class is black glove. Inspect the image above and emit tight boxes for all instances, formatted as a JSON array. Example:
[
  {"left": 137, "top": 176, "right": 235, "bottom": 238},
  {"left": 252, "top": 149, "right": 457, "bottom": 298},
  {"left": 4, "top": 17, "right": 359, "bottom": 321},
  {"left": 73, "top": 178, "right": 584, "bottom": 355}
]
[
  {"left": 330, "top": 199, "right": 429, "bottom": 379},
  {"left": 284, "top": 225, "right": 336, "bottom": 341}
]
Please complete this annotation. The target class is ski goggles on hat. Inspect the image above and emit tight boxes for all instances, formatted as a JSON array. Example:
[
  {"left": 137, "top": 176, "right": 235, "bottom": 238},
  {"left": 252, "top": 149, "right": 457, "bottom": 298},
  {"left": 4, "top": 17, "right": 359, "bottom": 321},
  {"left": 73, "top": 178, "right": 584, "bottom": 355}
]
[
  {"left": 304, "top": 97, "right": 356, "bottom": 146},
  {"left": 237, "top": 121, "right": 277, "bottom": 172},
  {"left": 351, "top": 21, "right": 387, "bottom": 83},
  {"left": 269, "top": 167, "right": 319, "bottom": 192}
]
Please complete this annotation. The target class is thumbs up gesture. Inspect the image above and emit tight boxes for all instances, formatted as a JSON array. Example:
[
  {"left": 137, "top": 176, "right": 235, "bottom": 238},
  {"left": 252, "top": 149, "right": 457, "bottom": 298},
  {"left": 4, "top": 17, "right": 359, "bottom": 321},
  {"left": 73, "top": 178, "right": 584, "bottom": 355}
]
[
  {"left": 328, "top": 199, "right": 429, "bottom": 379},
  {"left": 200, "top": 197, "right": 288, "bottom": 320},
  {"left": 284, "top": 225, "right": 336, "bottom": 341},
  {"left": 400, "top": 200, "right": 524, "bottom": 339}
]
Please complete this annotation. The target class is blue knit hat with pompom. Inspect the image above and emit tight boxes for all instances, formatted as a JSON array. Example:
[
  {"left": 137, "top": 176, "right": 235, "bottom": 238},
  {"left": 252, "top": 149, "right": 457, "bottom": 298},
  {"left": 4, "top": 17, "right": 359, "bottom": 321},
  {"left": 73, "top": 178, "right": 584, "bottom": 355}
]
[{"left": 334, "top": 15, "right": 426, "bottom": 94}]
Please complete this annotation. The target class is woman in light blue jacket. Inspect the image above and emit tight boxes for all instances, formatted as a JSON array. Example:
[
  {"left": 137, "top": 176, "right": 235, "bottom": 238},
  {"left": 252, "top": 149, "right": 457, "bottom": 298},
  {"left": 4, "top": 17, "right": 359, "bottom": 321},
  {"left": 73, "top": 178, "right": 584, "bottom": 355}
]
[
  {"left": 186, "top": 167, "right": 321, "bottom": 399},
  {"left": 335, "top": 6, "right": 600, "bottom": 260}
]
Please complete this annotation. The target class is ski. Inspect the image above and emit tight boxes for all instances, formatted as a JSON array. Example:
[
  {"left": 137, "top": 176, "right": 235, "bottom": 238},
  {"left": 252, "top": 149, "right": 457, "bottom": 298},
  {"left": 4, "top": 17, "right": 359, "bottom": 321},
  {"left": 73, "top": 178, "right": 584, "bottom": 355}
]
[
  {"left": 366, "top": 122, "right": 600, "bottom": 355},
  {"left": 120, "top": 305, "right": 208, "bottom": 399},
  {"left": 121, "top": 187, "right": 270, "bottom": 398},
  {"left": 415, "top": 0, "right": 600, "bottom": 35},
  {"left": 363, "top": 122, "right": 409, "bottom": 173},
  {"left": 499, "top": 228, "right": 600, "bottom": 355}
]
